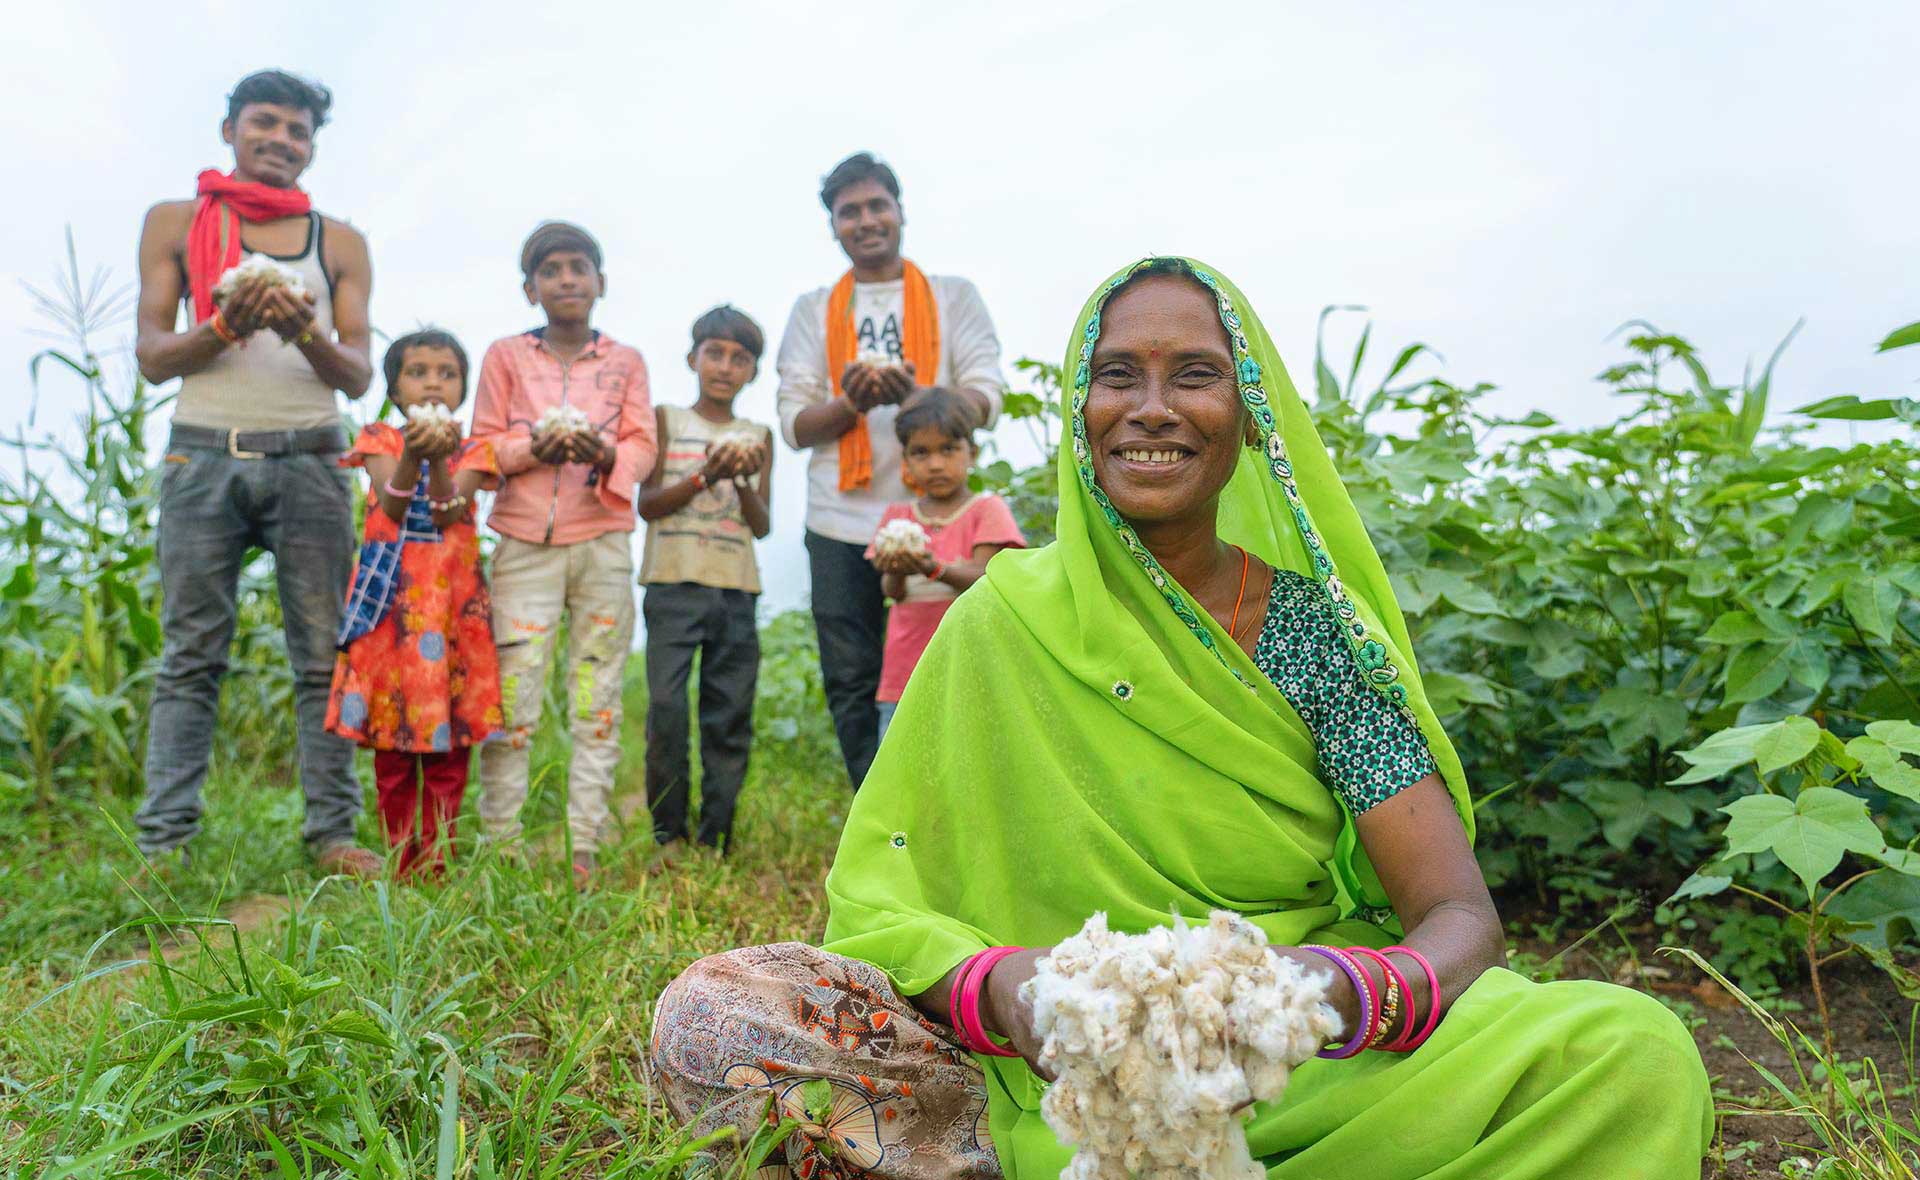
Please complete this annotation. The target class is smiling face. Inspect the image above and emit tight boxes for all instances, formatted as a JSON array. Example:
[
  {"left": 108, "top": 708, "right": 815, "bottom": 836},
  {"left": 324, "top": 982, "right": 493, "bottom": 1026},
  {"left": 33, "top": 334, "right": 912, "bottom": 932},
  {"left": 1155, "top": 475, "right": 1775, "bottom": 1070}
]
[
  {"left": 391, "top": 345, "right": 466, "bottom": 414},
  {"left": 222, "top": 102, "right": 316, "bottom": 188},
  {"left": 1084, "top": 272, "right": 1248, "bottom": 529},
  {"left": 524, "top": 250, "right": 605, "bottom": 325},
  {"left": 830, "top": 178, "right": 904, "bottom": 271}
]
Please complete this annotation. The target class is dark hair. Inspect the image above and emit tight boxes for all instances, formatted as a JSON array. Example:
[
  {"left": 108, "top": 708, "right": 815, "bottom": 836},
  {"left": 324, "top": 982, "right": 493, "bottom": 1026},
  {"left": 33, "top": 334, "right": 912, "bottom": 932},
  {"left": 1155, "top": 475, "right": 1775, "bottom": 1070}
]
[
  {"left": 225, "top": 70, "right": 332, "bottom": 130},
  {"left": 520, "top": 221, "right": 603, "bottom": 278},
  {"left": 820, "top": 152, "right": 901, "bottom": 213},
  {"left": 690, "top": 304, "right": 765, "bottom": 361},
  {"left": 1120, "top": 256, "right": 1197, "bottom": 289},
  {"left": 383, "top": 329, "right": 471, "bottom": 404},
  {"left": 894, "top": 387, "right": 976, "bottom": 448}
]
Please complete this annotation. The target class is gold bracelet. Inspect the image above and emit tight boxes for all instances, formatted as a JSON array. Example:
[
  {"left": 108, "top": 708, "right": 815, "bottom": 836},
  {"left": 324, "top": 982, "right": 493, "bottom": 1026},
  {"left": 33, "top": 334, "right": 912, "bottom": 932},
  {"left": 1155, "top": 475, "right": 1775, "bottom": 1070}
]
[
  {"left": 295, "top": 328, "right": 315, "bottom": 347},
  {"left": 1367, "top": 974, "right": 1401, "bottom": 1049},
  {"left": 209, "top": 308, "right": 239, "bottom": 346}
]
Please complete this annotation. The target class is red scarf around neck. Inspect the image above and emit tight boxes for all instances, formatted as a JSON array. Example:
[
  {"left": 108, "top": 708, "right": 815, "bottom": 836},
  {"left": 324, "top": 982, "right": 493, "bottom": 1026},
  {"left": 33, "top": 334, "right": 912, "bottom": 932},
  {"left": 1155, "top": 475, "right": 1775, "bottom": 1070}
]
[{"left": 187, "top": 169, "right": 313, "bottom": 323}]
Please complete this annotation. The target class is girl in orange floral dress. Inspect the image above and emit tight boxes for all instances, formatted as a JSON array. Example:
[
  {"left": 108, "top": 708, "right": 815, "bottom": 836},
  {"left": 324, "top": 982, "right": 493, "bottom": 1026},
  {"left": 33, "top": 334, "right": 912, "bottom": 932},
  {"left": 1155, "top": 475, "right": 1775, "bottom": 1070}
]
[{"left": 327, "top": 329, "right": 503, "bottom": 877}]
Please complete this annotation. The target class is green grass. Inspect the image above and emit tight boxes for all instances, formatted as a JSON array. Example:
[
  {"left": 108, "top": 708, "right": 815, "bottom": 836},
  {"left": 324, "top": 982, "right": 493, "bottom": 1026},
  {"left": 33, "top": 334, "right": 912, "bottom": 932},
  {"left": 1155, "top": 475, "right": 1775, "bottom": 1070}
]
[{"left": 0, "top": 660, "right": 846, "bottom": 1178}]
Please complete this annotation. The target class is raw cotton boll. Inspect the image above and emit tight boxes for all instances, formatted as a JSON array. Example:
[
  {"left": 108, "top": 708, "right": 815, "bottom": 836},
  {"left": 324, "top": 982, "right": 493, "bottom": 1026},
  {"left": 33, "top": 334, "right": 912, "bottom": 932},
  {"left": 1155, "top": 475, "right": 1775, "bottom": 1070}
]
[
  {"left": 872, "top": 518, "right": 931, "bottom": 560},
  {"left": 1021, "top": 910, "right": 1343, "bottom": 1180},
  {"left": 535, "top": 405, "right": 592, "bottom": 439},
  {"left": 405, "top": 403, "right": 455, "bottom": 425},
  {"left": 708, "top": 426, "right": 765, "bottom": 471},
  {"left": 212, "top": 253, "right": 308, "bottom": 305}
]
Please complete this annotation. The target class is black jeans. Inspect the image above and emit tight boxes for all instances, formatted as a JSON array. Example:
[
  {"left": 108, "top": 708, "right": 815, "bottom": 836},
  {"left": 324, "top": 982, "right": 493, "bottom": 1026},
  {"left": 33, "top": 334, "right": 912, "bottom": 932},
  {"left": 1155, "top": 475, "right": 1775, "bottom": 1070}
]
[
  {"left": 135, "top": 436, "right": 361, "bottom": 854},
  {"left": 804, "top": 530, "right": 887, "bottom": 790},
  {"left": 643, "top": 582, "right": 760, "bottom": 849}
]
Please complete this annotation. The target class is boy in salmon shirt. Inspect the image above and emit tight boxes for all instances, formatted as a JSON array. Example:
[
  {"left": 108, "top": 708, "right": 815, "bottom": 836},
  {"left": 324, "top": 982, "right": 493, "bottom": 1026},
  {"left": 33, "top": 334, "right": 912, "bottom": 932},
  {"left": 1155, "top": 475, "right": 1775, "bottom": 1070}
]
[{"left": 471, "top": 221, "right": 656, "bottom": 887}]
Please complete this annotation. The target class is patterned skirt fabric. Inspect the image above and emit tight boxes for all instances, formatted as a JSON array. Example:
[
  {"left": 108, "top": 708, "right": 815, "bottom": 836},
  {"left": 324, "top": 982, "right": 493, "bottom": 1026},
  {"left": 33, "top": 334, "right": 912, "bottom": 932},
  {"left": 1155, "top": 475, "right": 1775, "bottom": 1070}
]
[{"left": 651, "top": 944, "right": 1001, "bottom": 1179}]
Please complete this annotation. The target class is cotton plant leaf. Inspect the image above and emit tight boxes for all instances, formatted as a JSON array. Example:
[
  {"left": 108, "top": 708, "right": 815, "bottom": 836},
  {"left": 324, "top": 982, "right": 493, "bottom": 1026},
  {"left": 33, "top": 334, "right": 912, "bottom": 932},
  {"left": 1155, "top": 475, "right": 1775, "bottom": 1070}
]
[
  {"left": 1753, "top": 715, "right": 1820, "bottom": 776},
  {"left": 1674, "top": 722, "right": 1775, "bottom": 784},
  {"left": 1830, "top": 870, "right": 1920, "bottom": 951},
  {"left": 1719, "top": 788, "right": 1886, "bottom": 899}
]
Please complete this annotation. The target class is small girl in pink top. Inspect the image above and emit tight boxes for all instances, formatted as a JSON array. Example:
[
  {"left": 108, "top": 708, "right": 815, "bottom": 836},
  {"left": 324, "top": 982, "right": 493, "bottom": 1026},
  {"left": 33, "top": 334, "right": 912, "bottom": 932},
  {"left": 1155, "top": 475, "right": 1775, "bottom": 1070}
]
[{"left": 865, "top": 388, "right": 1026, "bottom": 739}]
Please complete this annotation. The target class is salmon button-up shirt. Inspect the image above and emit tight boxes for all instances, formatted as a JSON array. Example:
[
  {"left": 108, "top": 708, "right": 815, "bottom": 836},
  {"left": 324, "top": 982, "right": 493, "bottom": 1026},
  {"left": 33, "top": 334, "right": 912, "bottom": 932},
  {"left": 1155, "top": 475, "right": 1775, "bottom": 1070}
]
[{"left": 472, "top": 327, "right": 657, "bottom": 546}]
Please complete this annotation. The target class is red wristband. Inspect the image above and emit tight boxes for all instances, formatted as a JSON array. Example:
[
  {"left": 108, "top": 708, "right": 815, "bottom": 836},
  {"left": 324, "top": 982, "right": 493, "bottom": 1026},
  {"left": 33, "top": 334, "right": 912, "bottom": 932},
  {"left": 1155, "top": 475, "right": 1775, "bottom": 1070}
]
[{"left": 689, "top": 471, "right": 707, "bottom": 491}]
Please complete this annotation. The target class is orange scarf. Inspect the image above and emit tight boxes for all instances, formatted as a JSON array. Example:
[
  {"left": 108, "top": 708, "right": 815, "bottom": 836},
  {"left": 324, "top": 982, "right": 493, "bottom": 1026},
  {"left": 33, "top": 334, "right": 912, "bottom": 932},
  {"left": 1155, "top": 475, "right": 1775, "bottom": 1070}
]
[{"left": 825, "top": 260, "right": 940, "bottom": 491}]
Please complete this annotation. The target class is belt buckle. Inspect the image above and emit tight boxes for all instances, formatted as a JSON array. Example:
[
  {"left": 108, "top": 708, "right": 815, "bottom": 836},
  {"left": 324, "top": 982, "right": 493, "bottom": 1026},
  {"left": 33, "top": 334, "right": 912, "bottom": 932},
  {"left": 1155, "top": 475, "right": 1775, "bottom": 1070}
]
[{"left": 226, "top": 429, "right": 266, "bottom": 460}]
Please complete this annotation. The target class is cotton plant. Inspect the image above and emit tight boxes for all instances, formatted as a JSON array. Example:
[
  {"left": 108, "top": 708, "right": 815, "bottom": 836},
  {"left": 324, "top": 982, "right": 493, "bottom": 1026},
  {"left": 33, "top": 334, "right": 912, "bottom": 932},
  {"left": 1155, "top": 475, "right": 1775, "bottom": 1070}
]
[
  {"left": 212, "top": 253, "right": 308, "bottom": 304},
  {"left": 1022, "top": 911, "right": 1341, "bottom": 1180},
  {"left": 873, "top": 519, "right": 931, "bottom": 560}
]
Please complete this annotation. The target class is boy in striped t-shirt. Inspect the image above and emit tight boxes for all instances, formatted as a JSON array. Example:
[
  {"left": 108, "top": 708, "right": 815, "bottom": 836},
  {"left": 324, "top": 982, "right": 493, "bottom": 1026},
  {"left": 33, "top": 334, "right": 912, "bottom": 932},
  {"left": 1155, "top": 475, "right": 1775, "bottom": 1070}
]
[{"left": 637, "top": 306, "right": 773, "bottom": 855}]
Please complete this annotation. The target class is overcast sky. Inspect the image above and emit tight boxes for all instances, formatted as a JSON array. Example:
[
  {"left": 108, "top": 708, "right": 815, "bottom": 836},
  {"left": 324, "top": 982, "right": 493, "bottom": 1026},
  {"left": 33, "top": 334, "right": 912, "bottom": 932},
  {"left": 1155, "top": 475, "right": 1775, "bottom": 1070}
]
[{"left": 6, "top": 1, "right": 1918, "bottom": 617}]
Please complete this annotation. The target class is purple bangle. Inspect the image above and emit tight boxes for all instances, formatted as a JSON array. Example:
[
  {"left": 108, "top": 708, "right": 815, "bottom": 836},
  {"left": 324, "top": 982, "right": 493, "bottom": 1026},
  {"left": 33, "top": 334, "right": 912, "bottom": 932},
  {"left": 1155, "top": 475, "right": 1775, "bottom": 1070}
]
[{"left": 1304, "top": 945, "right": 1373, "bottom": 1060}]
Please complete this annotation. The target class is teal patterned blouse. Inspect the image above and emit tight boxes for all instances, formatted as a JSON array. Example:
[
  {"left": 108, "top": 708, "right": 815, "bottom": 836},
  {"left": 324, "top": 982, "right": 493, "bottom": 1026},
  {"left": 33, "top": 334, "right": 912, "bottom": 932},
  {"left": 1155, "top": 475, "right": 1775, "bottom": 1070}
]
[{"left": 1252, "top": 570, "right": 1437, "bottom": 814}]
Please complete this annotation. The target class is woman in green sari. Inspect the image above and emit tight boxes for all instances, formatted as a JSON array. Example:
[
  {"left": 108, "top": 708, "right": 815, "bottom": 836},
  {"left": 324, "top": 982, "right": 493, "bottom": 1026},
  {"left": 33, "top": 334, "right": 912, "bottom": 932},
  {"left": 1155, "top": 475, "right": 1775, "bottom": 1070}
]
[{"left": 653, "top": 259, "right": 1712, "bottom": 1179}]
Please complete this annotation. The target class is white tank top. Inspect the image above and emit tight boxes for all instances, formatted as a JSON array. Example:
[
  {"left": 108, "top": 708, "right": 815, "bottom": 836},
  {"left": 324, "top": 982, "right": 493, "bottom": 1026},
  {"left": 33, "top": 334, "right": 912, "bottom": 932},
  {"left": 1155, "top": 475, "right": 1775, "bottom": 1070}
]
[{"left": 174, "top": 212, "right": 341, "bottom": 432}]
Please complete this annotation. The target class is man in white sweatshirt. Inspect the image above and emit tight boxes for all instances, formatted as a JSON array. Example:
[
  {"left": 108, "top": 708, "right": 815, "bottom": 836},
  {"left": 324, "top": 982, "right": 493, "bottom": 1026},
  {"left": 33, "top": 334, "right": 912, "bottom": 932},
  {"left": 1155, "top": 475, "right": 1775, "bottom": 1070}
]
[{"left": 776, "top": 151, "right": 1006, "bottom": 789}]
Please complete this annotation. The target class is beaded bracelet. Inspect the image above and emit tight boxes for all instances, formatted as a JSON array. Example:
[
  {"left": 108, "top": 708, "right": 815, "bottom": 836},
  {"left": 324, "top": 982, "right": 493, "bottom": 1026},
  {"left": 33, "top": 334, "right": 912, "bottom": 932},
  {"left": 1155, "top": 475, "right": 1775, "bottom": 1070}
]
[
  {"left": 1380, "top": 946, "right": 1442, "bottom": 1053},
  {"left": 429, "top": 493, "right": 468, "bottom": 514},
  {"left": 1303, "top": 945, "right": 1373, "bottom": 1060},
  {"left": 1344, "top": 946, "right": 1406, "bottom": 1050}
]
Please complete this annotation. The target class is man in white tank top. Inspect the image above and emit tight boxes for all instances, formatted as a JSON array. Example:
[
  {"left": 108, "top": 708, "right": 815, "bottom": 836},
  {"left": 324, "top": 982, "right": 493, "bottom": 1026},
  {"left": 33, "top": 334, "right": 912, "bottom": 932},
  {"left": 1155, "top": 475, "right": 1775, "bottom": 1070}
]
[{"left": 130, "top": 70, "right": 379, "bottom": 876}]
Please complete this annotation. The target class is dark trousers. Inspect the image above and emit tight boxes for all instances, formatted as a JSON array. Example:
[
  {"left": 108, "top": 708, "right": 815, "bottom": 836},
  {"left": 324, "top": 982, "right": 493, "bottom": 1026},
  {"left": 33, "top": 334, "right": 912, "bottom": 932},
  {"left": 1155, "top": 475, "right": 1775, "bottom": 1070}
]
[
  {"left": 373, "top": 749, "right": 469, "bottom": 877},
  {"left": 644, "top": 582, "right": 761, "bottom": 850},
  {"left": 136, "top": 439, "right": 361, "bottom": 853},
  {"left": 804, "top": 531, "right": 887, "bottom": 790}
]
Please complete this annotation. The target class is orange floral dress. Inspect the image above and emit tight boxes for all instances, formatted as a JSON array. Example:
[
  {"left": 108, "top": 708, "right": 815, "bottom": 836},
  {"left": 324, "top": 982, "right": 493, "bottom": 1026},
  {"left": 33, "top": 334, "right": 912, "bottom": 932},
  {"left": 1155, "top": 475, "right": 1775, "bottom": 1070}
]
[{"left": 325, "top": 423, "right": 504, "bottom": 753}]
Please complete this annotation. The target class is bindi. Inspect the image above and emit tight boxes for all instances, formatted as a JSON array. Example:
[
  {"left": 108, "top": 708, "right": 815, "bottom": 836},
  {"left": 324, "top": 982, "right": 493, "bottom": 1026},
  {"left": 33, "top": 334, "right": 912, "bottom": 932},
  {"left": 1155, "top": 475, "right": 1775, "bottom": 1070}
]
[{"left": 1148, "top": 348, "right": 1159, "bottom": 359}]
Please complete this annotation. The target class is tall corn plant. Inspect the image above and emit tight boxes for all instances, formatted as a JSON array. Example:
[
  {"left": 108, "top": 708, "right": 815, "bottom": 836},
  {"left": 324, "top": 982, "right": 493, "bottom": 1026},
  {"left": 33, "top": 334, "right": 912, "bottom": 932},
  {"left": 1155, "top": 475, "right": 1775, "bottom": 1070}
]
[{"left": 1, "top": 234, "right": 297, "bottom": 819}]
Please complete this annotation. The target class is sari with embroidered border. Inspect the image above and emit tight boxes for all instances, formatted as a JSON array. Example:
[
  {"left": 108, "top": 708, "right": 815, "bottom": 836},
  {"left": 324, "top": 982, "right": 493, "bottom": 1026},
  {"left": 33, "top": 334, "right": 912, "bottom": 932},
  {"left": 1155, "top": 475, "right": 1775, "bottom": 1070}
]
[{"left": 822, "top": 258, "right": 1710, "bottom": 1179}]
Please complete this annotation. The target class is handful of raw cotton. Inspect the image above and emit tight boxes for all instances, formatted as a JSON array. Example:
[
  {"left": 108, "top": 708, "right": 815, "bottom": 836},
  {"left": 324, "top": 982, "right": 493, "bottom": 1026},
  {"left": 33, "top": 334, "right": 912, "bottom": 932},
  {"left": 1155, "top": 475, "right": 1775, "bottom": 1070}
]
[
  {"left": 405, "top": 403, "right": 455, "bottom": 426},
  {"left": 872, "top": 518, "right": 931, "bottom": 560},
  {"left": 535, "top": 404, "right": 593, "bottom": 441},
  {"left": 212, "top": 253, "right": 308, "bottom": 305},
  {"left": 1021, "top": 911, "right": 1341, "bottom": 1180},
  {"left": 708, "top": 426, "right": 765, "bottom": 471}
]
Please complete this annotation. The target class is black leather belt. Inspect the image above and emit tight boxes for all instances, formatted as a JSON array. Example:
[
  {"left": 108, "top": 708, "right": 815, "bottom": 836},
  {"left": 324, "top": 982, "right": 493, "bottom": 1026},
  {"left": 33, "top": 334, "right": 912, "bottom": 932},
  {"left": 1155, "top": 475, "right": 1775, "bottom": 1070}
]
[{"left": 168, "top": 423, "right": 348, "bottom": 459}]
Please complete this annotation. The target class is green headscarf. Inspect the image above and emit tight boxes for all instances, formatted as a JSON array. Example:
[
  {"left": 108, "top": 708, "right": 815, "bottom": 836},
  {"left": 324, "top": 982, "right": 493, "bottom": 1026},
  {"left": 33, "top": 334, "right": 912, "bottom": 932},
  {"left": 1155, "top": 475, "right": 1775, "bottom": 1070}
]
[{"left": 822, "top": 257, "right": 1472, "bottom": 1168}]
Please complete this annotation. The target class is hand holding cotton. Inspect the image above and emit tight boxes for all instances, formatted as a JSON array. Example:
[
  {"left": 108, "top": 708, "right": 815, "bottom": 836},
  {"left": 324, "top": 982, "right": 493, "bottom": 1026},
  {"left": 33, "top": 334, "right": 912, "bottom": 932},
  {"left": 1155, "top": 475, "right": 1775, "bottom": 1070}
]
[
  {"left": 212, "top": 253, "right": 308, "bottom": 305},
  {"left": 1021, "top": 911, "right": 1341, "bottom": 1180},
  {"left": 535, "top": 404, "right": 592, "bottom": 441},
  {"left": 873, "top": 518, "right": 932, "bottom": 560}
]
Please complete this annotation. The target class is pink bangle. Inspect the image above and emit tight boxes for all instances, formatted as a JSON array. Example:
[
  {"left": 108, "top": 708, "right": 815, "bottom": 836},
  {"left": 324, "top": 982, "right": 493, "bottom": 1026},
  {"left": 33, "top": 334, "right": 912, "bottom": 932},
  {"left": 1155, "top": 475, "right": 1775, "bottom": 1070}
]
[
  {"left": 383, "top": 477, "right": 415, "bottom": 498},
  {"left": 1380, "top": 945, "right": 1442, "bottom": 1052},
  {"left": 955, "top": 948, "right": 1023, "bottom": 1057},
  {"left": 1345, "top": 946, "right": 1407, "bottom": 1050}
]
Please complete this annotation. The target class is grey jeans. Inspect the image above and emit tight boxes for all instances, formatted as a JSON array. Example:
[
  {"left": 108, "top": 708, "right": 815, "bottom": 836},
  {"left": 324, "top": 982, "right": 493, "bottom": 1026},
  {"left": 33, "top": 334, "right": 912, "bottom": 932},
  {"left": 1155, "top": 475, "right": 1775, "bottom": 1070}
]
[{"left": 134, "top": 434, "right": 362, "bottom": 853}]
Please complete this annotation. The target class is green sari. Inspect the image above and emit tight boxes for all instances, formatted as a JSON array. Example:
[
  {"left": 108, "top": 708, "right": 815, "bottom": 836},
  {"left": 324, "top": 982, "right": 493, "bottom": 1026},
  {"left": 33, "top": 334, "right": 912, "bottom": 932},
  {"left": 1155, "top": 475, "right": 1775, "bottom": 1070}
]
[{"left": 823, "top": 259, "right": 1711, "bottom": 1178}]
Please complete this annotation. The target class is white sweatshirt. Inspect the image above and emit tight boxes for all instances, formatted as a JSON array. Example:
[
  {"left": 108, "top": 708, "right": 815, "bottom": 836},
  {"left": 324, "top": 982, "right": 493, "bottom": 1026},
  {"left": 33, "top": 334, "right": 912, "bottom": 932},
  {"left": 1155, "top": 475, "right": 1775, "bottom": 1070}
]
[{"left": 776, "top": 273, "right": 1006, "bottom": 545}]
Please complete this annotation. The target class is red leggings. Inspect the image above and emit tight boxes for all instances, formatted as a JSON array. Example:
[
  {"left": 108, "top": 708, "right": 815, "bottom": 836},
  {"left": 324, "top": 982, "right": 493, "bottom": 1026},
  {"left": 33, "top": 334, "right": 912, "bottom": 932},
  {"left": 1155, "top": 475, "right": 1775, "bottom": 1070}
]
[{"left": 373, "top": 749, "right": 470, "bottom": 877}]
